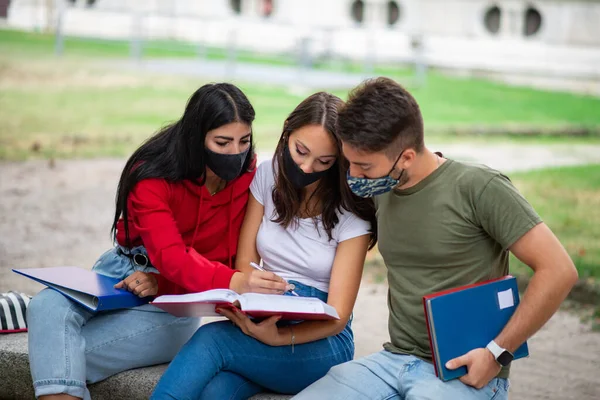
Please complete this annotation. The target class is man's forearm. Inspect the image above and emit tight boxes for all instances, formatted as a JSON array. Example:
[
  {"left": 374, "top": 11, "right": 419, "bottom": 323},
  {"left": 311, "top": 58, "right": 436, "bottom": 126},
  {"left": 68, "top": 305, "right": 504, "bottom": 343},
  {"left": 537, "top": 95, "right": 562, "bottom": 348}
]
[{"left": 494, "top": 267, "right": 577, "bottom": 353}]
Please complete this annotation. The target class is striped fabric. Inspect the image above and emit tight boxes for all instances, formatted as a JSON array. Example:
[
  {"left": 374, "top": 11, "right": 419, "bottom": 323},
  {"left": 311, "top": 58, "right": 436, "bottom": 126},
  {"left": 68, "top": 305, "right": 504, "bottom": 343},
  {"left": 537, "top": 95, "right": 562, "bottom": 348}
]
[{"left": 0, "top": 291, "right": 31, "bottom": 333}]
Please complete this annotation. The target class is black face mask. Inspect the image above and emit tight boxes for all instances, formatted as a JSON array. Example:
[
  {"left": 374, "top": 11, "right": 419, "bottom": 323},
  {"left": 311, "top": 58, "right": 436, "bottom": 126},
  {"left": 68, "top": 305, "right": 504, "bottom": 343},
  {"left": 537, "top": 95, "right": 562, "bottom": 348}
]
[
  {"left": 205, "top": 147, "right": 249, "bottom": 181},
  {"left": 283, "top": 143, "right": 332, "bottom": 188}
]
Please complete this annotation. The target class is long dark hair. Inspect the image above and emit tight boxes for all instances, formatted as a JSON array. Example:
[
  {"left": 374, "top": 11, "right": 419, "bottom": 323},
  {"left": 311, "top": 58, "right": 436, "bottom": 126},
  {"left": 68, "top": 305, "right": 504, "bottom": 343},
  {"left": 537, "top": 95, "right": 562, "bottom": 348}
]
[
  {"left": 272, "top": 92, "right": 377, "bottom": 249},
  {"left": 111, "top": 83, "right": 256, "bottom": 246}
]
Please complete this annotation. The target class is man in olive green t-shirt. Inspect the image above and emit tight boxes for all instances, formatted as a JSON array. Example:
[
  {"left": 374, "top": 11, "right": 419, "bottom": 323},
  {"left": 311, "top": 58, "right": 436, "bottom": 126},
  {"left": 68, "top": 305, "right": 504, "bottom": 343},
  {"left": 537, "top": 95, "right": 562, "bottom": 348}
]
[{"left": 293, "top": 78, "right": 578, "bottom": 400}]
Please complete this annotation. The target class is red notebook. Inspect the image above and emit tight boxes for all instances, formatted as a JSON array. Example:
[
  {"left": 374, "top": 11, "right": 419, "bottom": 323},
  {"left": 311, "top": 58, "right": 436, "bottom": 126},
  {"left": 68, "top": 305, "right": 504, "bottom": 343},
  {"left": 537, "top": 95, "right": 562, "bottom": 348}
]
[{"left": 151, "top": 289, "right": 339, "bottom": 321}]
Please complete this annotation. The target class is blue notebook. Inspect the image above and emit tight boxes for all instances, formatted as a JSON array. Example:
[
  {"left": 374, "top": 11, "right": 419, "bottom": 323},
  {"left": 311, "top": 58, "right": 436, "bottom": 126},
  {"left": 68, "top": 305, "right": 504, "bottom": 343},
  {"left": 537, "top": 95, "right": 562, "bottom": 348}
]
[
  {"left": 423, "top": 275, "right": 529, "bottom": 381},
  {"left": 13, "top": 267, "right": 149, "bottom": 312}
]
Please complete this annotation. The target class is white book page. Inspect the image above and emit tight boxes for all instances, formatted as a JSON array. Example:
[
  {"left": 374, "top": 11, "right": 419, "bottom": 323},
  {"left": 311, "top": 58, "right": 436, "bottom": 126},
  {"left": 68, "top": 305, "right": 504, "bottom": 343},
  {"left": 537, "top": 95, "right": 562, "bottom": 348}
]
[
  {"left": 153, "top": 289, "right": 239, "bottom": 304},
  {"left": 238, "top": 293, "right": 339, "bottom": 318},
  {"left": 46, "top": 283, "right": 98, "bottom": 311}
]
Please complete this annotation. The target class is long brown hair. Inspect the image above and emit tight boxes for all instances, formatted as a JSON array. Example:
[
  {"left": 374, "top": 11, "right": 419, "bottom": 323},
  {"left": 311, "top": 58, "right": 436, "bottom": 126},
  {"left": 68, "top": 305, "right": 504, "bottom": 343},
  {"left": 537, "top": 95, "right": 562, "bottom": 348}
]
[{"left": 271, "top": 92, "right": 377, "bottom": 249}]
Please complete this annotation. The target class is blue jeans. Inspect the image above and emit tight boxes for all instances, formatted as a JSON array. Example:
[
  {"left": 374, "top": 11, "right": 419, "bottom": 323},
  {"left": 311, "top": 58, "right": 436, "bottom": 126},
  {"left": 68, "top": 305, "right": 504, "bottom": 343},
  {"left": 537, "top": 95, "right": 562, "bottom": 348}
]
[
  {"left": 27, "top": 246, "right": 201, "bottom": 400},
  {"left": 151, "top": 281, "right": 354, "bottom": 400},
  {"left": 292, "top": 350, "right": 510, "bottom": 400}
]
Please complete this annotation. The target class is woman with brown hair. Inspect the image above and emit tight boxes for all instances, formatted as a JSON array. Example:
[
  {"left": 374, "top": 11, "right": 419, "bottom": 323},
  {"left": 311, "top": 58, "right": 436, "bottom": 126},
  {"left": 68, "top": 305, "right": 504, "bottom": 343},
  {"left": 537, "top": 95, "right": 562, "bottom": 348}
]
[{"left": 151, "top": 92, "right": 377, "bottom": 400}]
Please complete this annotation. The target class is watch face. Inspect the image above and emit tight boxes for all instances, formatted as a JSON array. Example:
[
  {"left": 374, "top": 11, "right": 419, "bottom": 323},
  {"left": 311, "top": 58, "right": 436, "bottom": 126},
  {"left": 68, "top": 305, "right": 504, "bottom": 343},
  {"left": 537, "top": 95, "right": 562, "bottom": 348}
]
[{"left": 497, "top": 350, "right": 514, "bottom": 366}]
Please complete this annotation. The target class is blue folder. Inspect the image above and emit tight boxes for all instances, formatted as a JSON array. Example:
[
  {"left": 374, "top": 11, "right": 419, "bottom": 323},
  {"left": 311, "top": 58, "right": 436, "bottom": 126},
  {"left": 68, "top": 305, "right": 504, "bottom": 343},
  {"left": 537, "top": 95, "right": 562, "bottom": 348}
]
[
  {"left": 13, "top": 267, "right": 149, "bottom": 312},
  {"left": 423, "top": 275, "right": 529, "bottom": 381}
]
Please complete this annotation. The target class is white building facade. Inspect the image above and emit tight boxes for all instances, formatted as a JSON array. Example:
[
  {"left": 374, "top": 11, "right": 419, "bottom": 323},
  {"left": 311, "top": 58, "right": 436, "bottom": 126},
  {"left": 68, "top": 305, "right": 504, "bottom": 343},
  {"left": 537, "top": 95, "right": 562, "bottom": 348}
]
[{"left": 5, "top": 0, "right": 600, "bottom": 94}]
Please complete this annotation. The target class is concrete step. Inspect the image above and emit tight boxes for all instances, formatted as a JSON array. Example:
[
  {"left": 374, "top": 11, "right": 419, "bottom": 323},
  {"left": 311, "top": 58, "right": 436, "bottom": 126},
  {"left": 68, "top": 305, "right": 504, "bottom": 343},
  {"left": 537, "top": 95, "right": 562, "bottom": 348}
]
[{"left": 0, "top": 332, "right": 291, "bottom": 400}]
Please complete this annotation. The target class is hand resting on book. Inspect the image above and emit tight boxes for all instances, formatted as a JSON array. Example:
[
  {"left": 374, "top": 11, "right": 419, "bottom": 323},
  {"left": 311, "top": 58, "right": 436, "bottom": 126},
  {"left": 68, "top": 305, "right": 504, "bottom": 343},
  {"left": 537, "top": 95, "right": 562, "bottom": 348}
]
[
  {"left": 216, "top": 306, "right": 285, "bottom": 346},
  {"left": 114, "top": 271, "right": 158, "bottom": 298}
]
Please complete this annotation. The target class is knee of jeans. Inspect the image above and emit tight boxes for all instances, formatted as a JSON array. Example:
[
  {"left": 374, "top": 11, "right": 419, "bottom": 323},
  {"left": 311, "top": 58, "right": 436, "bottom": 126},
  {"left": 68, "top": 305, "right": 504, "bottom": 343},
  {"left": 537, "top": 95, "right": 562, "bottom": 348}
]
[
  {"left": 201, "top": 375, "right": 259, "bottom": 400},
  {"left": 200, "top": 376, "right": 235, "bottom": 400},
  {"left": 328, "top": 362, "right": 352, "bottom": 379},
  {"left": 189, "top": 321, "right": 223, "bottom": 346},
  {"left": 27, "top": 289, "right": 80, "bottom": 327}
]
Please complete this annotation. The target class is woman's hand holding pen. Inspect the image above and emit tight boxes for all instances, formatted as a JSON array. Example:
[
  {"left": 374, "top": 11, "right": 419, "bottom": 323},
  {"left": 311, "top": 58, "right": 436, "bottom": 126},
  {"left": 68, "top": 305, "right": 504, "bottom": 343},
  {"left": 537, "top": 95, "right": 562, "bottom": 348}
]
[
  {"left": 249, "top": 262, "right": 299, "bottom": 296},
  {"left": 229, "top": 269, "right": 289, "bottom": 295},
  {"left": 248, "top": 269, "right": 291, "bottom": 294}
]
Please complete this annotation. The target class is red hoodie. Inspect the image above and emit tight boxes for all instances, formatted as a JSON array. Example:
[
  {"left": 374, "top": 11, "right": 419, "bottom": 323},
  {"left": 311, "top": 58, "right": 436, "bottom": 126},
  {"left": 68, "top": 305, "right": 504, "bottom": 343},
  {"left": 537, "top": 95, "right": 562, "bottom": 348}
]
[{"left": 115, "top": 162, "right": 256, "bottom": 296}]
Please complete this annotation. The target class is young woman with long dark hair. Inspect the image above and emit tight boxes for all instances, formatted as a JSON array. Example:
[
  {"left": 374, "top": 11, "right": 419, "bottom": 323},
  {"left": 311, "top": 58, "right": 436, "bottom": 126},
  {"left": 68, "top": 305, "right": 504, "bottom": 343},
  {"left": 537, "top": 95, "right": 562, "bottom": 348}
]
[{"left": 27, "top": 83, "right": 287, "bottom": 400}]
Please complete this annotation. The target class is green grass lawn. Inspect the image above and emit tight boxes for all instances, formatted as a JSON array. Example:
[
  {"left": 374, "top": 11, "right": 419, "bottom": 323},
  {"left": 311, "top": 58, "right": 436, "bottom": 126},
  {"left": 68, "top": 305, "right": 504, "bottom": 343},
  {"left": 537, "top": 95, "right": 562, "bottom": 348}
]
[
  {"left": 0, "top": 65, "right": 309, "bottom": 159},
  {"left": 509, "top": 165, "right": 600, "bottom": 280},
  {"left": 0, "top": 28, "right": 298, "bottom": 65},
  {"left": 1, "top": 28, "right": 600, "bottom": 160}
]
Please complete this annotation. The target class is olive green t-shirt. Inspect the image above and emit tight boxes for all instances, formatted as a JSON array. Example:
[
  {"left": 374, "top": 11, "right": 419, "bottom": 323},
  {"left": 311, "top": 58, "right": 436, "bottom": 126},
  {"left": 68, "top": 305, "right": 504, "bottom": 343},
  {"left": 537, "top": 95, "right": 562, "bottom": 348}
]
[{"left": 376, "top": 159, "right": 542, "bottom": 379}]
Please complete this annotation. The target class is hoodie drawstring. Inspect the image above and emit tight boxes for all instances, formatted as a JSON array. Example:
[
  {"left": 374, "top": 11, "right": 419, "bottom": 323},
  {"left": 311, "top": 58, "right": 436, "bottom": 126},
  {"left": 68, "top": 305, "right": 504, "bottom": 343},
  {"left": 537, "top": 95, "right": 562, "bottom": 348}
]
[
  {"left": 228, "top": 187, "right": 234, "bottom": 269},
  {"left": 191, "top": 191, "right": 203, "bottom": 250}
]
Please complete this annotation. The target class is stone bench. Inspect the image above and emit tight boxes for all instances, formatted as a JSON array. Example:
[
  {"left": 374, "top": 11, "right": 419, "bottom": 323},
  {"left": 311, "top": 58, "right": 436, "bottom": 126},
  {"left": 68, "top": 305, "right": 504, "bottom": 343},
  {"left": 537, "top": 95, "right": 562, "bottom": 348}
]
[{"left": 0, "top": 333, "right": 291, "bottom": 400}]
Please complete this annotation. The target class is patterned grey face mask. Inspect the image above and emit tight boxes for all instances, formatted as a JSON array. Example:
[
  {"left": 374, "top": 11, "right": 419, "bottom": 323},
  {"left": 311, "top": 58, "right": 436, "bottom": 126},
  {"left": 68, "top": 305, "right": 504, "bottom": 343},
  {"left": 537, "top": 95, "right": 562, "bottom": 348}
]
[{"left": 346, "top": 150, "right": 405, "bottom": 198}]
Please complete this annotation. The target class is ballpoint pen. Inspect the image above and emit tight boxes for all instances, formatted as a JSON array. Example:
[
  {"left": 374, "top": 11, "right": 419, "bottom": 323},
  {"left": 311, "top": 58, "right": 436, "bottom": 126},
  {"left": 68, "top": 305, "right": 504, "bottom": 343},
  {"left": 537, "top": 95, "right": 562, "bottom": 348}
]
[{"left": 249, "top": 262, "right": 299, "bottom": 296}]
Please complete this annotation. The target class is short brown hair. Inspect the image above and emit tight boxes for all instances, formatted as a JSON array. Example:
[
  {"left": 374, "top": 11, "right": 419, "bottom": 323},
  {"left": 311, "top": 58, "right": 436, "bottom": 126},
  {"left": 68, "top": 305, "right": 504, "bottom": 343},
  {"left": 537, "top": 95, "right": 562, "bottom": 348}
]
[{"left": 338, "top": 77, "right": 424, "bottom": 158}]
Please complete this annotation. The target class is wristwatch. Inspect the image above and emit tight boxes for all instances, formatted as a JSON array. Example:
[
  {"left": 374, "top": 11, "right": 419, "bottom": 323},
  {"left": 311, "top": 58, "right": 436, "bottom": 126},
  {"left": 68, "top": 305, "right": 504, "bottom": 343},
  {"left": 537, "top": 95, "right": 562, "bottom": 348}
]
[{"left": 486, "top": 340, "right": 514, "bottom": 367}]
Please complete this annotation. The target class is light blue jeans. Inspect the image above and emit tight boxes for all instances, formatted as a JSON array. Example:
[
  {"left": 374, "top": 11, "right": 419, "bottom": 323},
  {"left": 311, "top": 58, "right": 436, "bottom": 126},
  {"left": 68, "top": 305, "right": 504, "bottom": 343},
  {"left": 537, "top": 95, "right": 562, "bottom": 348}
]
[
  {"left": 151, "top": 281, "right": 354, "bottom": 400},
  {"left": 27, "top": 246, "right": 201, "bottom": 400},
  {"left": 292, "top": 350, "right": 510, "bottom": 400}
]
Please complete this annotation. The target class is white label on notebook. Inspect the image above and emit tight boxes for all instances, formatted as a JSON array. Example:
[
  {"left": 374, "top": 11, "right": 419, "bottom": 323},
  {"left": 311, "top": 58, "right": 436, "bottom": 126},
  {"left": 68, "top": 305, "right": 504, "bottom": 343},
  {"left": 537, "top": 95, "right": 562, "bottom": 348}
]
[{"left": 497, "top": 289, "right": 514, "bottom": 309}]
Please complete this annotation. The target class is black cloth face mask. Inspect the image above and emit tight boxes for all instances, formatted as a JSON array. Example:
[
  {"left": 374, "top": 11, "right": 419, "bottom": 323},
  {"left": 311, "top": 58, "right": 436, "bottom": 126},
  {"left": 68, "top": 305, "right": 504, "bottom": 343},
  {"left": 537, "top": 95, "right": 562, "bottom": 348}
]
[
  {"left": 205, "top": 147, "right": 250, "bottom": 181},
  {"left": 283, "top": 143, "right": 332, "bottom": 188}
]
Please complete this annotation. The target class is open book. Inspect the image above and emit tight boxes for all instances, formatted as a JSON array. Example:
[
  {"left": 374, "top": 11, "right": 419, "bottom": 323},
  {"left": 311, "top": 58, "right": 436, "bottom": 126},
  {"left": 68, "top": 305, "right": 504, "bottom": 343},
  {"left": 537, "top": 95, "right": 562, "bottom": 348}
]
[{"left": 151, "top": 289, "right": 339, "bottom": 321}]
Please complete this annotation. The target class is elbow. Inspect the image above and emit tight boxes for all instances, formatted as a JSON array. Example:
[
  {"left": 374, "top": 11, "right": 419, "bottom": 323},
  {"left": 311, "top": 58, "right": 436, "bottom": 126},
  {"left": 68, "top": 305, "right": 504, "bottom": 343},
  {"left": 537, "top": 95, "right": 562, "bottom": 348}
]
[
  {"left": 561, "top": 250, "right": 579, "bottom": 286},
  {"left": 332, "top": 317, "right": 350, "bottom": 336},
  {"left": 550, "top": 257, "right": 578, "bottom": 293},
  {"left": 564, "top": 260, "right": 579, "bottom": 288}
]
